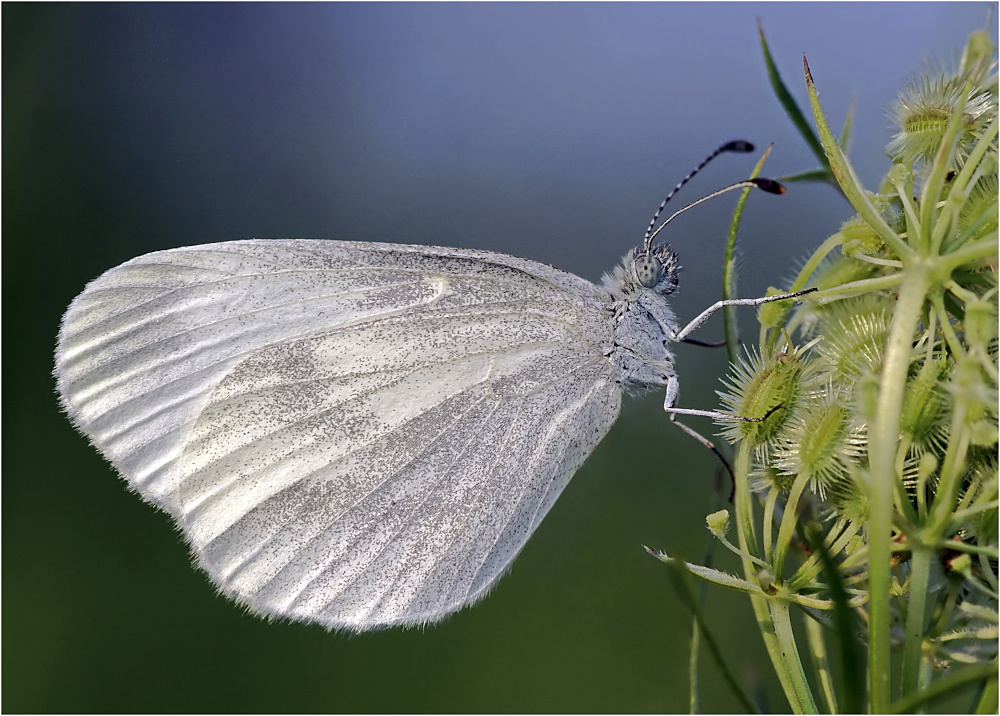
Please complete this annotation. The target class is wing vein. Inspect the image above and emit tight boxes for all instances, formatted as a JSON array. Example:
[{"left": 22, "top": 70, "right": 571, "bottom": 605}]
[{"left": 462, "top": 373, "right": 608, "bottom": 603}]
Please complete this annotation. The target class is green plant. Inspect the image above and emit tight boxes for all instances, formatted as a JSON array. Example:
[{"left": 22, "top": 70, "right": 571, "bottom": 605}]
[{"left": 650, "top": 25, "right": 998, "bottom": 714}]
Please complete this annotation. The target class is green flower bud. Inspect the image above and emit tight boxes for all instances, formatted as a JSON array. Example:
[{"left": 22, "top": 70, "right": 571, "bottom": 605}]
[{"left": 706, "top": 509, "right": 731, "bottom": 538}]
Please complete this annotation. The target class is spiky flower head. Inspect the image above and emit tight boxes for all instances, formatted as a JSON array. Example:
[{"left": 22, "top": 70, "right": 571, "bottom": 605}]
[
  {"left": 812, "top": 297, "right": 892, "bottom": 382},
  {"left": 716, "top": 342, "right": 816, "bottom": 452},
  {"left": 887, "top": 74, "right": 996, "bottom": 166},
  {"left": 769, "top": 383, "right": 867, "bottom": 500},
  {"left": 901, "top": 356, "right": 954, "bottom": 456}
]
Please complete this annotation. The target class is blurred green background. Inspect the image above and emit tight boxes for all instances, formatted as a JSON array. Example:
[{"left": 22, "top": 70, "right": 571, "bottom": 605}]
[{"left": 4, "top": 3, "right": 992, "bottom": 712}]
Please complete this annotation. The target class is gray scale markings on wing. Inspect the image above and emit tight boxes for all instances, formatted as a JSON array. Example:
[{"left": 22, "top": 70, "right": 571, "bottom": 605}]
[{"left": 55, "top": 239, "right": 623, "bottom": 630}]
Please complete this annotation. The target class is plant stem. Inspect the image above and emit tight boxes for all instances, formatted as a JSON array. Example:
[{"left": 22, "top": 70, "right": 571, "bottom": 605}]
[
  {"left": 770, "top": 601, "right": 819, "bottom": 713},
  {"left": 900, "top": 546, "right": 933, "bottom": 698},
  {"left": 973, "top": 669, "right": 999, "bottom": 714},
  {"left": 689, "top": 619, "right": 700, "bottom": 714},
  {"left": 773, "top": 473, "right": 810, "bottom": 579},
  {"left": 867, "top": 272, "right": 932, "bottom": 712},
  {"left": 889, "top": 663, "right": 998, "bottom": 714},
  {"left": 733, "top": 445, "right": 817, "bottom": 713},
  {"left": 804, "top": 615, "right": 838, "bottom": 713}
]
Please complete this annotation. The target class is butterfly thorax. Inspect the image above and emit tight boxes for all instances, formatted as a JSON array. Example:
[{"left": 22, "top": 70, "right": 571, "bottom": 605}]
[{"left": 601, "top": 245, "right": 681, "bottom": 391}]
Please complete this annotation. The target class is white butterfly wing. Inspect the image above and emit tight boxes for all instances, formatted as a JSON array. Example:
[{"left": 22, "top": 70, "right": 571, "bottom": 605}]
[{"left": 56, "top": 240, "right": 622, "bottom": 630}]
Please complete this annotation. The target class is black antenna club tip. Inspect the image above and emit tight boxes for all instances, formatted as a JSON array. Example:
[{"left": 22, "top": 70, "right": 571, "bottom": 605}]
[
  {"left": 752, "top": 178, "right": 786, "bottom": 195},
  {"left": 723, "top": 140, "right": 755, "bottom": 153}
]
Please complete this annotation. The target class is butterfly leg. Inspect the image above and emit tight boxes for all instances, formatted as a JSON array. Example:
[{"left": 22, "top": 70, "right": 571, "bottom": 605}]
[
  {"left": 669, "top": 415, "right": 737, "bottom": 500},
  {"left": 671, "top": 287, "right": 816, "bottom": 343},
  {"left": 661, "top": 373, "right": 782, "bottom": 499},
  {"left": 681, "top": 337, "right": 727, "bottom": 347},
  {"left": 661, "top": 376, "right": 736, "bottom": 497},
  {"left": 662, "top": 374, "right": 737, "bottom": 420}
]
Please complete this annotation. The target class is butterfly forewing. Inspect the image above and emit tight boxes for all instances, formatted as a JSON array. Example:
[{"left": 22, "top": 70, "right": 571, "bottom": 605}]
[{"left": 56, "top": 240, "right": 622, "bottom": 630}]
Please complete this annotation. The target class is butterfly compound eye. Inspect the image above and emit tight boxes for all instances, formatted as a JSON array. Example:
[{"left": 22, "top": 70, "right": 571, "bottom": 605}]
[{"left": 635, "top": 253, "right": 662, "bottom": 288}]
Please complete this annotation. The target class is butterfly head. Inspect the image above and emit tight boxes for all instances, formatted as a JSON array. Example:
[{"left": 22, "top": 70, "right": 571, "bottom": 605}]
[
  {"left": 601, "top": 244, "right": 681, "bottom": 300},
  {"left": 631, "top": 244, "right": 680, "bottom": 295}
]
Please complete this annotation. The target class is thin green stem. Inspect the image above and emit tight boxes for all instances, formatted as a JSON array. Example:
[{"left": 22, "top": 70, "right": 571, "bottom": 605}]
[
  {"left": 854, "top": 254, "right": 903, "bottom": 269},
  {"left": 789, "top": 518, "right": 862, "bottom": 591},
  {"left": 789, "top": 233, "right": 843, "bottom": 292},
  {"left": 689, "top": 620, "right": 700, "bottom": 714},
  {"left": 892, "top": 173, "right": 923, "bottom": 250},
  {"left": 952, "top": 499, "right": 999, "bottom": 526},
  {"left": 806, "top": 272, "right": 904, "bottom": 301},
  {"left": 773, "top": 473, "right": 811, "bottom": 581},
  {"left": 931, "top": 540, "right": 999, "bottom": 560},
  {"left": 947, "top": 118, "right": 998, "bottom": 202},
  {"left": 923, "top": 83, "right": 973, "bottom": 255},
  {"left": 918, "top": 656, "right": 934, "bottom": 716},
  {"left": 717, "top": 532, "right": 771, "bottom": 569},
  {"left": 665, "top": 561, "right": 762, "bottom": 714},
  {"left": 927, "top": 576, "right": 963, "bottom": 639},
  {"left": 931, "top": 293, "right": 968, "bottom": 360},
  {"left": 804, "top": 617, "right": 838, "bottom": 713},
  {"left": 763, "top": 487, "right": 780, "bottom": 563},
  {"left": 940, "top": 232, "right": 1000, "bottom": 272},
  {"left": 890, "top": 662, "right": 998, "bottom": 714},
  {"left": 973, "top": 667, "right": 999, "bottom": 714},
  {"left": 734, "top": 444, "right": 761, "bottom": 559},
  {"left": 900, "top": 546, "right": 933, "bottom": 698},
  {"left": 770, "top": 601, "right": 819, "bottom": 713},
  {"left": 945, "top": 199, "right": 998, "bottom": 253},
  {"left": 733, "top": 445, "right": 806, "bottom": 710},
  {"left": 893, "top": 440, "right": 921, "bottom": 527},
  {"left": 978, "top": 551, "right": 1000, "bottom": 594},
  {"left": 927, "top": 365, "right": 975, "bottom": 536},
  {"left": 867, "top": 273, "right": 932, "bottom": 712}
]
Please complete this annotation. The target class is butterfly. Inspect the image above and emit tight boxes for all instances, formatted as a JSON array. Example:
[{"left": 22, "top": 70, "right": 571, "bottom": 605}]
[{"left": 54, "top": 141, "right": 810, "bottom": 631}]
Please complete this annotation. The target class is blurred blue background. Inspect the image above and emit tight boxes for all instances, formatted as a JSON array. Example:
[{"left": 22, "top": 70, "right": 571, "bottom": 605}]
[{"left": 4, "top": 3, "right": 993, "bottom": 712}]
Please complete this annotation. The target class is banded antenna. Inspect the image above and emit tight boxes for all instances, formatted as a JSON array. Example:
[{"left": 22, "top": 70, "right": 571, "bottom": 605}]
[{"left": 641, "top": 140, "right": 785, "bottom": 253}]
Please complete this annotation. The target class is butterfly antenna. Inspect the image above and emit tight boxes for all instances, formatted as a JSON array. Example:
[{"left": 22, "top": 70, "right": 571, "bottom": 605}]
[
  {"left": 642, "top": 140, "right": 756, "bottom": 250},
  {"left": 643, "top": 139, "right": 753, "bottom": 251},
  {"left": 645, "top": 177, "right": 785, "bottom": 249}
]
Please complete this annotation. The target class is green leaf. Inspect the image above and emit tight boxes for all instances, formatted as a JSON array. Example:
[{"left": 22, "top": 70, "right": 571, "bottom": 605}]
[
  {"left": 803, "top": 55, "right": 913, "bottom": 260},
  {"left": 758, "top": 20, "right": 829, "bottom": 173},
  {"left": 778, "top": 168, "right": 839, "bottom": 184},
  {"left": 645, "top": 547, "right": 767, "bottom": 595},
  {"left": 838, "top": 94, "right": 856, "bottom": 151},
  {"left": 722, "top": 145, "right": 776, "bottom": 362}
]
